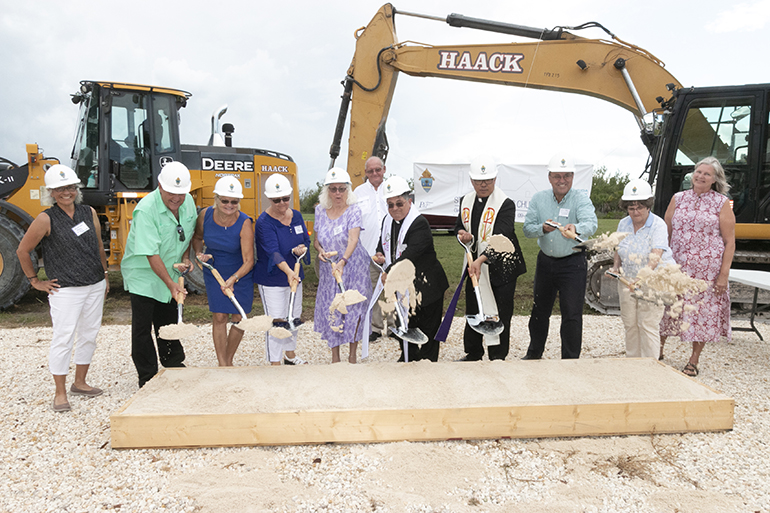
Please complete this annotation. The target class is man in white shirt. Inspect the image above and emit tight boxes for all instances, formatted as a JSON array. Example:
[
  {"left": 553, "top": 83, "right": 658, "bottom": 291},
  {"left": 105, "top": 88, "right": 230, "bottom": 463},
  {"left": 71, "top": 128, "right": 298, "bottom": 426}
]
[{"left": 354, "top": 156, "right": 388, "bottom": 340}]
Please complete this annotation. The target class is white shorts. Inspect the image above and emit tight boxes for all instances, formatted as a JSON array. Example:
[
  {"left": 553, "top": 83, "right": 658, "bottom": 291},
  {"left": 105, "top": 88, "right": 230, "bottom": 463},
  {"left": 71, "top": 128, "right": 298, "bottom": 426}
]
[
  {"left": 258, "top": 284, "right": 302, "bottom": 363},
  {"left": 48, "top": 280, "right": 106, "bottom": 375}
]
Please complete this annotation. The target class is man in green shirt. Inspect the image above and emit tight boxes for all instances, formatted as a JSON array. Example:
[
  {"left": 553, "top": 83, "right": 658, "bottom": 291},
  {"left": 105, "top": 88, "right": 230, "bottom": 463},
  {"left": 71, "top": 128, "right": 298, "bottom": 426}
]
[
  {"left": 522, "top": 153, "right": 597, "bottom": 360},
  {"left": 121, "top": 162, "right": 197, "bottom": 387}
]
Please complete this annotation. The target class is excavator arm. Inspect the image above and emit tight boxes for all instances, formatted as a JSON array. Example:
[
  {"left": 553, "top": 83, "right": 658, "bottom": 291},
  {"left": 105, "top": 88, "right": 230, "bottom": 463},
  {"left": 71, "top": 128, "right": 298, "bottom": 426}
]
[{"left": 331, "top": 4, "right": 682, "bottom": 186}]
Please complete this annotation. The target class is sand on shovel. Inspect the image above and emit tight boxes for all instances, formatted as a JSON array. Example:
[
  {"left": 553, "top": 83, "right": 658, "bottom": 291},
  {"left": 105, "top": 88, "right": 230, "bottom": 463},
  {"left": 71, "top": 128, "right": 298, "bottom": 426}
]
[
  {"left": 158, "top": 323, "right": 200, "bottom": 340},
  {"left": 269, "top": 326, "right": 293, "bottom": 339},
  {"left": 329, "top": 290, "right": 367, "bottom": 316},
  {"left": 589, "top": 231, "right": 629, "bottom": 252},
  {"left": 237, "top": 315, "right": 274, "bottom": 332},
  {"left": 632, "top": 264, "right": 708, "bottom": 313},
  {"left": 378, "top": 260, "right": 418, "bottom": 315}
]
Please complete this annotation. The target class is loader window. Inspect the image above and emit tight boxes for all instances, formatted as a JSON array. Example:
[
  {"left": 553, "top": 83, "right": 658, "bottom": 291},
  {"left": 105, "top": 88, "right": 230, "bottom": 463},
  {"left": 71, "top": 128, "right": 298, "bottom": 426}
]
[
  {"left": 72, "top": 94, "right": 99, "bottom": 188},
  {"left": 109, "top": 92, "right": 151, "bottom": 189},
  {"left": 673, "top": 99, "right": 752, "bottom": 214},
  {"left": 151, "top": 94, "right": 176, "bottom": 154}
]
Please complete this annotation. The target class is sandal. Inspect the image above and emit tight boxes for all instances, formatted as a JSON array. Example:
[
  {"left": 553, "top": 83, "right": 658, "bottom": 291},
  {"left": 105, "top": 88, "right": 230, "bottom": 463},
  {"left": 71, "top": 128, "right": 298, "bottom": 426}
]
[{"left": 682, "top": 362, "right": 699, "bottom": 377}]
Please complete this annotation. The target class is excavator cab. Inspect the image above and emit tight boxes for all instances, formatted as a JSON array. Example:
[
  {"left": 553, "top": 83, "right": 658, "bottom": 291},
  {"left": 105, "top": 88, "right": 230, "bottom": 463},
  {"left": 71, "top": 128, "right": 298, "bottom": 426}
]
[{"left": 70, "top": 81, "right": 189, "bottom": 205}]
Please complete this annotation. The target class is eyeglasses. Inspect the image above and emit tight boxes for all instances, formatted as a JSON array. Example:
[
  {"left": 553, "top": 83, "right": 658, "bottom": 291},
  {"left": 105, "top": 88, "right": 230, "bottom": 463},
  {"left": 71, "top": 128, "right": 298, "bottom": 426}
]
[
  {"left": 328, "top": 186, "right": 347, "bottom": 193},
  {"left": 271, "top": 196, "right": 291, "bottom": 204},
  {"left": 365, "top": 167, "right": 384, "bottom": 174},
  {"left": 627, "top": 205, "right": 647, "bottom": 213},
  {"left": 53, "top": 185, "right": 79, "bottom": 192},
  {"left": 387, "top": 201, "right": 407, "bottom": 209},
  {"left": 550, "top": 173, "right": 574, "bottom": 181},
  {"left": 218, "top": 198, "right": 240, "bottom": 205},
  {"left": 176, "top": 224, "right": 185, "bottom": 242},
  {"left": 472, "top": 179, "right": 494, "bottom": 185}
]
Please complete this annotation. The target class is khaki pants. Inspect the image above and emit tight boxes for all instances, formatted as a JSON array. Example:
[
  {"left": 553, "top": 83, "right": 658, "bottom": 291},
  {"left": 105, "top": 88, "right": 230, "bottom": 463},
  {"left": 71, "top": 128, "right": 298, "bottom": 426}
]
[
  {"left": 618, "top": 283, "right": 664, "bottom": 359},
  {"left": 369, "top": 260, "right": 386, "bottom": 333}
]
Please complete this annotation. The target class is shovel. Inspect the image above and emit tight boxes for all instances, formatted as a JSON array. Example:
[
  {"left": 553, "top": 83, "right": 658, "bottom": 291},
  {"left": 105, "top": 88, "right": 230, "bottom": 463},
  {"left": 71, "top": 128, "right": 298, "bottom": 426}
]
[
  {"left": 172, "top": 263, "right": 190, "bottom": 324},
  {"left": 195, "top": 256, "right": 247, "bottom": 318},
  {"left": 390, "top": 290, "right": 428, "bottom": 362},
  {"left": 457, "top": 234, "right": 504, "bottom": 336},
  {"left": 326, "top": 251, "right": 346, "bottom": 293},
  {"left": 284, "top": 248, "right": 307, "bottom": 331},
  {"left": 545, "top": 220, "right": 586, "bottom": 244}
]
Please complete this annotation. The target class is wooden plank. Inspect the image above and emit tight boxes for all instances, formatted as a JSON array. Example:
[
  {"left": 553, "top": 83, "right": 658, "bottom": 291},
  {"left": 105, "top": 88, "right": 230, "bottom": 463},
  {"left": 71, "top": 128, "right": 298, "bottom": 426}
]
[{"left": 110, "top": 359, "right": 734, "bottom": 449}]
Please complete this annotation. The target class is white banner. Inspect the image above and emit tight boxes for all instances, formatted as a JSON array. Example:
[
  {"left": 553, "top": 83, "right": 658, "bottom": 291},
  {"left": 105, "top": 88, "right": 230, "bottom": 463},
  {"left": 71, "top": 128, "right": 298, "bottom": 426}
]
[{"left": 413, "top": 163, "right": 594, "bottom": 222}]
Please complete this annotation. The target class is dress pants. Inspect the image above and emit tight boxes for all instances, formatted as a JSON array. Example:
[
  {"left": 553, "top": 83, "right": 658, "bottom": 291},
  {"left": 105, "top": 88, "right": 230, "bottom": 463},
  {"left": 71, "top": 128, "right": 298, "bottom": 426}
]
[
  {"left": 618, "top": 284, "right": 664, "bottom": 358},
  {"left": 130, "top": 293, "right": 186, "bottom": 387},
  {"left": 526, "top": 251, "right": 587, "bottom": 359},
  {"left": 462, "top": 278, "right": 517, "bottom": 361}
]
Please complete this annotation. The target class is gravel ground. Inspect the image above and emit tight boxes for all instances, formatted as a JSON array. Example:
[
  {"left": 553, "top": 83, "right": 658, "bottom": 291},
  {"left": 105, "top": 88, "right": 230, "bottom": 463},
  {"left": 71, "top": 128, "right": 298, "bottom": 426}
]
[{"left": 2, "top": 315, "right": 769, "bottom": 513}]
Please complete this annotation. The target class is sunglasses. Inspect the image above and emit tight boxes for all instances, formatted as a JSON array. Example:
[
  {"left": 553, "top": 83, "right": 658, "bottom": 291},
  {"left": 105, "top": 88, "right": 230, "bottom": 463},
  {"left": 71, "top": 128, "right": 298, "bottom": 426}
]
[
  {"left": 271, "top": 196, "right": 291, "bottom": 204},
  {"left": 328, "top": 186, "right": 347, "bottom": 193},
  {"left": 176, "top": 224, "right": 185, "bottom": 242},
  {"left": 53, "top": 185, "right": 79, "bottom": 192},
  {"left": 218, "top": 198, "right": 240, "bottom": 205},
  {"left": 387, "top": 201, "right": 407, "bottom": 209}
]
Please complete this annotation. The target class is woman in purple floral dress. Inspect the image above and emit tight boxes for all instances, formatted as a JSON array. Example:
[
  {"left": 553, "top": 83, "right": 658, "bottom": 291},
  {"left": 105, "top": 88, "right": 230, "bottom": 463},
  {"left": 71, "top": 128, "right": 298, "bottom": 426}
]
[
  {"left": 660, "top": 157, "right": 735, "bottom": 377},
  {"left": 313, "top": 168, "right": 372, "bottom": 363}
]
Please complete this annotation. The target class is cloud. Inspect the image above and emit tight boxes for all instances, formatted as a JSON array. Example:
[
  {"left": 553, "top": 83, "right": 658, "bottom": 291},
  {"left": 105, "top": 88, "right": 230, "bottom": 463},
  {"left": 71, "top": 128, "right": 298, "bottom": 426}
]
[{"left": 706, "top": 0, "right": 770, "bottom": 32}]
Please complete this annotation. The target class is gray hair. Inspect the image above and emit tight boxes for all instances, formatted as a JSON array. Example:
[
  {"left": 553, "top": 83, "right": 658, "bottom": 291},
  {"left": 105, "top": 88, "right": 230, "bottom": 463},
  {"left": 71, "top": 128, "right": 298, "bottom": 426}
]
[
  {"left": 318, "top": 184, "right": 358, "bottom": 209},
  {"left": 41, "top": 185, "right": 83, "bottom": 205},
  {"left": 695, "top": 157, "right": 730, "bottom": 196}
]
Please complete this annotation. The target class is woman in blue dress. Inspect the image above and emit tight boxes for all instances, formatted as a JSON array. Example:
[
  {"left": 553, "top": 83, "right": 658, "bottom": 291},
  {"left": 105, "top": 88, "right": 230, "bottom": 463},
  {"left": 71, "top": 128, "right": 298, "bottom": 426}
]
[
  {"left": 192, "top": 176, "right": 254, "bottom": 366},
  {"left": 254, "top": 173, "right": 311, "bottom": 365}
]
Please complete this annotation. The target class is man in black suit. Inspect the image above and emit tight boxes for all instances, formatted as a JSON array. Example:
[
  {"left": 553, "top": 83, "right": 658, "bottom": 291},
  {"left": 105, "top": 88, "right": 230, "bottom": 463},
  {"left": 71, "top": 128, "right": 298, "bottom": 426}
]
[
  {"left": 374, "top": 176, "right": 449, "bottom": 362},
  {"left": 455, "top": 156, "right": 527, "bottom": 361}
]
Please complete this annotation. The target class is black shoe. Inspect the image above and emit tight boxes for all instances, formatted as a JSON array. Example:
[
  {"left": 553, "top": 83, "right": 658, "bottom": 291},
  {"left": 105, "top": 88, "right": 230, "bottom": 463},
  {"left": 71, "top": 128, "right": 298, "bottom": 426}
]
[
  {"left": 455, "top": 355, "right": 480, "bottom": 362},
  {"left": 521, "top": 355, "right": 541, "bottom": 360},
  {"left": 369, "top": 332, "right": 380, "bottom": 343}
]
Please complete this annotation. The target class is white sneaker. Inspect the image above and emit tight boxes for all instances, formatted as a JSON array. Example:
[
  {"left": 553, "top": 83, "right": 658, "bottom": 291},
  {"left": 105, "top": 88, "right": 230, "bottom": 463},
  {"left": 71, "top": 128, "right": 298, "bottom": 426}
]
[{"left": 284, "top": 356, "right": 308, "bottom": 365}]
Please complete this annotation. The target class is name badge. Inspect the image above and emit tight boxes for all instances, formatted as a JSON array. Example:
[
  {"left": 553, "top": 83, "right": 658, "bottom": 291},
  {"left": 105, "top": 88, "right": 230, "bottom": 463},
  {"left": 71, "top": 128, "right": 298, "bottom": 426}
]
[
  {"left": 72, "top": 222, "right": 89, "bottom": 236},
  {"left": 558, "top": 208, "right": 570, "bottom": 218},
  {"left": 293, "top": 225, "right": 303, "bottom": 235},
  {"left": 333, "top": 225, "right": 344, "bottom": 236}
]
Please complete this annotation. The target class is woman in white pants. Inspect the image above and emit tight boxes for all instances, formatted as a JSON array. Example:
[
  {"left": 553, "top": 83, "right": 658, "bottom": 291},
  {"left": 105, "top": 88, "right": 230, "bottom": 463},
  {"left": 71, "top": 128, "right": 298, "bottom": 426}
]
[
  {"left": 611, "top": 179, "right": 674, "bottom": 359},
  {"left": 253, "top": 174, "right": 311, "bottom": 365},
  {"left": 16, "top": 165, "right": 109, "bottom": 412}
]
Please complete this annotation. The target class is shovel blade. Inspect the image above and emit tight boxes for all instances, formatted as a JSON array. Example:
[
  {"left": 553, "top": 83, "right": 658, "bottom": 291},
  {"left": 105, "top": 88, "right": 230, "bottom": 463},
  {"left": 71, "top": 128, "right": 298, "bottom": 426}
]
[
  {"left": 389, "top": 326, "right": 428, "bottom": 345},
  {"left": 466, "top": 315, "right": 504, "bottom": 336}
]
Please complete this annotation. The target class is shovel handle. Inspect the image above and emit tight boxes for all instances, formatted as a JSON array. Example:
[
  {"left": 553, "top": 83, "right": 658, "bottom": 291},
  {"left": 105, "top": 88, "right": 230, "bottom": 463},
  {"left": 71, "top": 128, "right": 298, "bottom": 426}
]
[
  {"left": 463, "top": 246, "right": 479, "bottom": 287},
  {"left": 211, "top": 268, "right": 237, "bottom": 299},
  {"left": 291, "top": 261, "right": 301, "bottom": 293},
  {"left": 173, "top": 263, "right": 187, "bottom": 305}
]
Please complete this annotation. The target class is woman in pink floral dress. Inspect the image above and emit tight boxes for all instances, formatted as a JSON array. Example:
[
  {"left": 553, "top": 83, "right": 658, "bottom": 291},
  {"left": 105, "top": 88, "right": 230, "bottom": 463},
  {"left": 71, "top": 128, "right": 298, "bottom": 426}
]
[{"left": 660, "top": 157, "right": 735, "bottom": 376}]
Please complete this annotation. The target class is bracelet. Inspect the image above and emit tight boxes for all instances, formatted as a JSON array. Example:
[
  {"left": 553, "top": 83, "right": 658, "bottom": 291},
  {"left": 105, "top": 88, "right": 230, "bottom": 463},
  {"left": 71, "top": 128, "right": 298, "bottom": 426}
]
[
  {"left": 231, "top": 274, "right": 239, "bottom": 283},
  {"left": 26, "top": 275, "right": 37, "bottom": 281},
  {"left": 104, "top": 270, "right": 109, "bottom": 274},
  {"left": 341, "top": 257, "right": 349, "bottom": 264}
]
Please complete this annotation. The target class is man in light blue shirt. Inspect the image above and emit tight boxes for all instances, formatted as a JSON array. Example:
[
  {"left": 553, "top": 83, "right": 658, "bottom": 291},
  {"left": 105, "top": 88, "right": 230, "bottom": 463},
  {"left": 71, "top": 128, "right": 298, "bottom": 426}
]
[{"left": 522, "top": 153, "right": 597, "bottom": 359}]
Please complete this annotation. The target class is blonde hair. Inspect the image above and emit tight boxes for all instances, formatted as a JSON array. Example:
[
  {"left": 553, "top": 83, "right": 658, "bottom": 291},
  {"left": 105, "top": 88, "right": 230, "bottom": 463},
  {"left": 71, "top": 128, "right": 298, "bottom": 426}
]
[
  {"left": 318, "top": 184, "right": 357, "bottom": 209},
  {"left": 695, "top": 157, "right": 730, "bottom": 196}
]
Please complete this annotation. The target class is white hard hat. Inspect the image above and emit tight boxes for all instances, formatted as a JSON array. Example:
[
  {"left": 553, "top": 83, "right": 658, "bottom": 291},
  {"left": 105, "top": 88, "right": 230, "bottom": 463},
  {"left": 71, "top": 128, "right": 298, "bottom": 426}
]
[
  {"left": 324, "top": 167, "right": 351, "bottom": 185},
  {"left": 469, "top": 155, "right": 498, "bottom": 180},
  {"left": 44, "top": 164, "right": 81, "bottom": 189},
  {"left": 382, "top": 176, "right": 411, "bottom": 199},
  {"left": 157, "top": 161, "right": 191, "bottom": 194},
  {"left": 264, "top": 174, "right": 293, "bottom": 198},
  {"left": 622, "top": 179, "right": 653, "bottom": 201},
  {"left": 547, "top": 152, "right": 576, "bottom": 173},
  {"left": 213, "top": 176, "right": 244, "bottom": 199}
]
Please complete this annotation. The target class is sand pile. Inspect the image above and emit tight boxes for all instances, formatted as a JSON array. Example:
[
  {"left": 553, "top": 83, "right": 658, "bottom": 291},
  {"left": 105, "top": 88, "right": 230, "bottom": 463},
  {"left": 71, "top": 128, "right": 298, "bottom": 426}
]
[{"left": 158, "top": 323, "right": 200, "bottom": 340}]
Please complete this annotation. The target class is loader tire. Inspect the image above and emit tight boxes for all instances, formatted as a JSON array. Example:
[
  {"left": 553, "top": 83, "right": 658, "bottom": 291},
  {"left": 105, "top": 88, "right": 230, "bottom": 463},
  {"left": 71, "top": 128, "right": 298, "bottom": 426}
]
[
  {"left": 183, "top": 246, "right": 206, "bottom": 295},
  {"left": 0, "top": 215, "right": 34, "bottom": 310}
]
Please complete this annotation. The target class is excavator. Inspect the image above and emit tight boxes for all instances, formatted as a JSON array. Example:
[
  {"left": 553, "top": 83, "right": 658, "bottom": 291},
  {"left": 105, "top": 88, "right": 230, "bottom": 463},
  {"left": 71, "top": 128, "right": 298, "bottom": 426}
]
[
  {"left": 329, "top": 4, "right": 770, "bottom": 314},
  {"left": 0, "top": 80, "right": 300, "bottom": 309}
]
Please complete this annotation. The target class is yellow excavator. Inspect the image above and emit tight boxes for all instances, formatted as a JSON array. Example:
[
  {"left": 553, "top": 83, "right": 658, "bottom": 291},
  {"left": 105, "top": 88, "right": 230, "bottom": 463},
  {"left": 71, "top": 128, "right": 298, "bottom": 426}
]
[
  {"left": 329, "top": 4, "right": 770, "bottom": 313},
  {"left": 0, "top": 81, "right": 300, "bottom": 309}
]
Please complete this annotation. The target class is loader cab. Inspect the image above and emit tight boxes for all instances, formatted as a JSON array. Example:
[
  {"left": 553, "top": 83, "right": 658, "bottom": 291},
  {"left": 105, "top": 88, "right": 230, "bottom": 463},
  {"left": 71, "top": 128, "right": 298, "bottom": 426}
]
[{"left": 70, "top": 81, "right": 190, "bottom": 204}]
